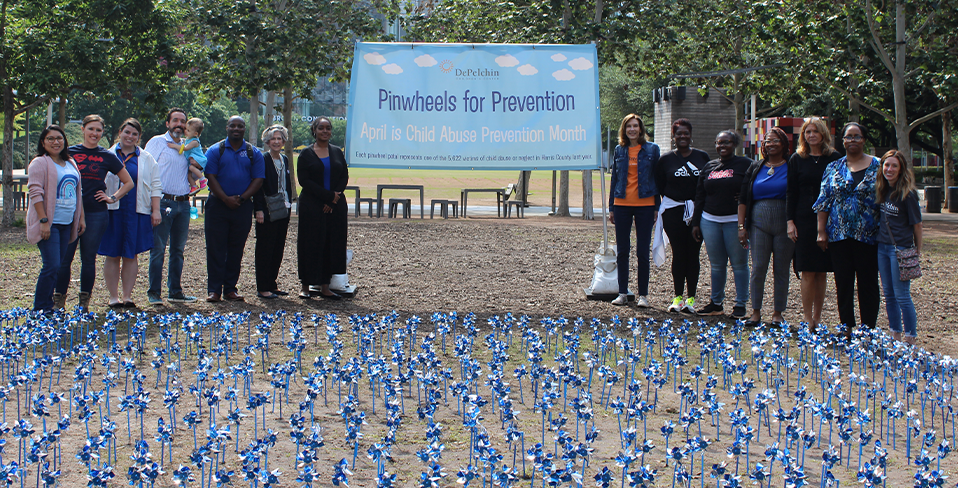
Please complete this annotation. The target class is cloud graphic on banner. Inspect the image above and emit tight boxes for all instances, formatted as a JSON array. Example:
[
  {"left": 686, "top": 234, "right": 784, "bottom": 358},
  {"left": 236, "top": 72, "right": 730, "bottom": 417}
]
[
  {"left": 414, "top": 54, "right": 437, "bottom": 67},
  {"left": 382, "top": 63, "right": 403, "bottom": 74},
  {"left": 364, "top": 52, "right": 387, "bottom": 65},
  {"left": 552, "top": 69, "right": 574, "bottom": 81},
  {"left": 517, "top": 64, "right": 538, "bottom": 76},
  {"left": 568, "top": 57, "right": 594, "bottom": 70},
  {"left": 495, "top": 54, "right": 520, "bottom": 67},
  {"left": 551, "top": 53, "right": 567, "bottom": 62}
]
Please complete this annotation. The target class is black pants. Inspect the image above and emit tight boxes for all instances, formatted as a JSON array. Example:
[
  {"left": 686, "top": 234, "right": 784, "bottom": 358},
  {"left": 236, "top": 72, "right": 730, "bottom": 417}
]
[
  {"left": 829, "top": 238, "right": 879, "bottom": 329},
  {"left": 613, "top": 205, "right": 655, "bottom": 296},
  {"left": 662, "top": 206, "right": 702, "bottom": 298},
  {"left": 255, "top": 216, "right": 290, "bottom": 292},
  {"left": 205, "top": 197, "right": 253, "bottom": 295}
]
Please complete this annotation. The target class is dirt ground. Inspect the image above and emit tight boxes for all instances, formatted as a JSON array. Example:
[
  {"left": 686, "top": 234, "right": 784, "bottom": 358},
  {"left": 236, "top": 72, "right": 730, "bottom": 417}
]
[{"left": 1, "top": 215, "right": 957, "bottom": 487}]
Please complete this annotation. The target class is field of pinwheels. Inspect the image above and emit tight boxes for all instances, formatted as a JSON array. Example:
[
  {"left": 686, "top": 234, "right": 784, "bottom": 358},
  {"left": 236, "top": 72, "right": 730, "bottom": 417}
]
[{"left": 2, "top": 308, "right": 957, "bottom": 488}]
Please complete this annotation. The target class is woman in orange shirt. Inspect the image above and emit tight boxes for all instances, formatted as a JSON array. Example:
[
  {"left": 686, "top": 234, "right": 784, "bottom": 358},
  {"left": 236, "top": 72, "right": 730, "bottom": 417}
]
[{"left": 609, "top": 114, "right": 660, "bottom": 307}]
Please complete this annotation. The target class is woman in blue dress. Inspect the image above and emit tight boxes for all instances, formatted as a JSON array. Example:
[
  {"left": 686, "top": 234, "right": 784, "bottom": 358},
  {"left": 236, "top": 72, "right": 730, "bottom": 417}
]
[{"left": 100, "top": 118, "right": 162, "bottom": 307}]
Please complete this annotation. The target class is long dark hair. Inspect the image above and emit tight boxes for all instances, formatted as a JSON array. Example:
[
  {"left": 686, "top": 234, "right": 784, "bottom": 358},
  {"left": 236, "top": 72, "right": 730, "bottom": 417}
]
[
  {"left": 37, "top": 125, "right": 71, "bottom": 161},
  {"left": 113, "top": 118, "right": 143, "bottom": 146}
]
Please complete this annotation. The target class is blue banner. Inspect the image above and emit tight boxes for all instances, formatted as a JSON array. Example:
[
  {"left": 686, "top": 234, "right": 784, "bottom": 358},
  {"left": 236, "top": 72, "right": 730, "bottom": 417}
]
[{"left": 346, "top": 42, "right": 600, "bottom": 170}]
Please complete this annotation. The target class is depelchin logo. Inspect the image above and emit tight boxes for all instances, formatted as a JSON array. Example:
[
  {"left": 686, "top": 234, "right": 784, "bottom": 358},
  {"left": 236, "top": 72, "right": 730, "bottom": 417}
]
[{"left": 439, "top": 59, "right": 454, "bottom": 73}]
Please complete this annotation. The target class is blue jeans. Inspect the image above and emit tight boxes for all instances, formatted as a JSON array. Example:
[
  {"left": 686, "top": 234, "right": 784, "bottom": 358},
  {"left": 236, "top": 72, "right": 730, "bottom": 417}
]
[
  {"left": 877, "top": 243, "right": 917, "bottom": 337},
  {"left": 613, "top": 205, "right": 656, "bottom": 295},
  {"left": 149, "top": 199, "right": 191, "bottom": 297},
  {"left": 36, "top": 224, "right": 73, "bottom": 311},
  {"left": 56, "top": 210, "right": 109, "bottom": 294},
  {"left": 700, "top": 218, "right": 749, "bottom": 307}
]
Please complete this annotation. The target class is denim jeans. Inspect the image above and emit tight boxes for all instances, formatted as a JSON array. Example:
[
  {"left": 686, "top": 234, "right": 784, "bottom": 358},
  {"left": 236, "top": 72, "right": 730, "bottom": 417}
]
[
  {"left": 877, "top": 242, "right": 917, "bottom": 337},
  {"left": 700, "top": 218, "right": 749, "bottom": 307},
  {"left": 56, "top": 210, "right": 109, "bottom": 294},
  {"left": 36, "top": 224, "right": 73, "bottom": 311},
  {"left": 612, "top": 205, "right": 656, "bottom": 296},
  {"left": 149, "top": 199, "right": 191, "bottom": 297}
]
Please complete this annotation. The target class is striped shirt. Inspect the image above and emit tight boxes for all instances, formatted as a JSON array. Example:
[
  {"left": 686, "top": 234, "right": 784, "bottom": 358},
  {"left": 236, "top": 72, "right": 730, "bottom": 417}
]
[{"left": 144, "top": 132, "right": 190, "bottom": 196}]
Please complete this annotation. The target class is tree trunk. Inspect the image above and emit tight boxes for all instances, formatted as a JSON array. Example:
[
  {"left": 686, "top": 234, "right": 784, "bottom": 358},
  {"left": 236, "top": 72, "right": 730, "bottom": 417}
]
[
  {"left": 891, "top": 0, "right": 911, "bottom": 161},
  {"left": 249, "top": 92, "right": 260, "bottom": 147},
  {"left": 732, "top": 72, "right": 744, "bottom": 156},
  {"left": 283, "top": 87, "right": 298, "bottom": 200},
  {"left": 264, "top": 90, "right": 276, "bottom": 129},
  {"left": 2, "top": 85, "right": 13, "bottom": 226},
  {"left": 58, "top": 98, "right": 66, "bottom": 128},
  {"left": 555, "top": 170, "right": 570, "bottom": 216},
  {"left": 846, "top": 14, "right": 860, "bottom": 123},
  {"left": 581, "top": 170, "right": 593, "bottom": 220},
  {"left": 944, "top": 110, "right": 954, "bottom": 209}
]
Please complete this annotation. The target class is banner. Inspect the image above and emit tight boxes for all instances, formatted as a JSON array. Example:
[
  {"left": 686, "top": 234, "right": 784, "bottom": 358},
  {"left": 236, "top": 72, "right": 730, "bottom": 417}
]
[{"left": 346, "top": 42, "right": 600, "bottom": 170}]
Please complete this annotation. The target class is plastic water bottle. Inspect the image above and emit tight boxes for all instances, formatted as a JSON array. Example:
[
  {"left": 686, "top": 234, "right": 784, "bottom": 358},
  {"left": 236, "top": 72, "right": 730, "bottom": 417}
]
[{"left": 190, "top": 207, "right": 198, "bottom": 220}]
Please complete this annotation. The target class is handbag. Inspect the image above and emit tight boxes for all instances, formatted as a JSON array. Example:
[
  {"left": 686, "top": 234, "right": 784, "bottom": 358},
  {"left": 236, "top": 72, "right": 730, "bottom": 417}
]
[
  {"left": 265, "top": 192, "right": 289, "bottom": 221},
  {"left": 881, "top": 209, "right": 921, "bottom": 281}
]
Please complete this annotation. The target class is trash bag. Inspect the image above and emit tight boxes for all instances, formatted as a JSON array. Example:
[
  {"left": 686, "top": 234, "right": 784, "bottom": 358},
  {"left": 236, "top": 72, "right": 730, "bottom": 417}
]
[{"left": 588, "top": 244, "right": 618, "bottom": 295}]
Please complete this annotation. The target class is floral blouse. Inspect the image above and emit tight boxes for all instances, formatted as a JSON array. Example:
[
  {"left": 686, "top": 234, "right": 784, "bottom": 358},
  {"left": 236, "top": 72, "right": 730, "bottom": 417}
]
[{"left": 812, "top": 156, "right": 880, "bottom": 245}]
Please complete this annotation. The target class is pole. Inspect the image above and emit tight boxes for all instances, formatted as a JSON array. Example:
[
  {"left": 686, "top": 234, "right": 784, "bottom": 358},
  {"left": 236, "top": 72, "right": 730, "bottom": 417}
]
[{"left": 549, "top": 171, "right": 557, "bottom": 215}]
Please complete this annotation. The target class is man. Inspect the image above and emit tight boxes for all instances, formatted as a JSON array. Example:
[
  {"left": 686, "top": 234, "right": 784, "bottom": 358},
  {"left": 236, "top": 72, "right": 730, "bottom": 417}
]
[
  {"left": 203, "top": 116, "right": 265, "bottom": 302},
  {"left": 144, "top": 108, "right": 197, "bottom": 305}
]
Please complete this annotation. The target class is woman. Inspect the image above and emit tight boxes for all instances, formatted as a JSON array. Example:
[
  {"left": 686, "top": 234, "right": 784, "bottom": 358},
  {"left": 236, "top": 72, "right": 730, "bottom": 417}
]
[
  {"left": 100, "top": 119, "right": 162, "bottom": 308},
  {"left": 27, "top": 126, "right": 86, "bottom": 312},
  {"left": 55, "top": 114, "right": 134, "bottom": 311},
  {"left": 252, "top": 125, "right": 293, "bottom": 299},
  {"left": 737, "top": 127, "right": 795, "bottom": 326},
  {"left": 876, "top": 149, "right": 922, "bottom": 344},
  {"left": 654, "top": 118, "right": 709, "bottom": 313},
  {"left": 608, "top": 114, "right": 660, "bottom": 307},
  {"left": 297, "top": 117, "right": 348, "bottom": 300},
  {"left": 812, "top": 122, "right": 881, "bottom": 335},
  {"left": 786, "top": 117, "right": 841, "bottom": 326},
  {"left": 691, "top": 130, "right": 752, "bottom": 318}
]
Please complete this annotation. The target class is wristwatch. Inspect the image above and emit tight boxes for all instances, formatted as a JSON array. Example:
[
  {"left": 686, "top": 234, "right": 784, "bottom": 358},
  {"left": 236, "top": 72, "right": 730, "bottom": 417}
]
[{"left": 39, "top": 217, "right": 48, "bottom": 224}]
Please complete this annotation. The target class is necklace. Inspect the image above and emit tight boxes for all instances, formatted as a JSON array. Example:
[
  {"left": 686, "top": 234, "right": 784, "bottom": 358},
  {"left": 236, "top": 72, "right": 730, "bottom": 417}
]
[{"left": 766, "top": 161, "right": 785, "bottom": 176}]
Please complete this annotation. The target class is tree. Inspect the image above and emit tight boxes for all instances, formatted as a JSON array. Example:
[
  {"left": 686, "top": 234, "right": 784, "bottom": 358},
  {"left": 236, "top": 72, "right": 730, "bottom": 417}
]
[
  {"left": 0, "top": 0, "right": 183, "bottom": 226},
  {"left": 795, "top": 0, "right": 958, "bottom": 161},
  {"left": 188, "top": 0, "right": 400, "bottom": 197}
]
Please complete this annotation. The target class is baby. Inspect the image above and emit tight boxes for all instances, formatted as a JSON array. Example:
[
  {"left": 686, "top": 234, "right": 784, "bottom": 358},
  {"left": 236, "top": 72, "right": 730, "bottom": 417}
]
[{"left": 168, "top": 117, "right": 208, "bottom": 195}]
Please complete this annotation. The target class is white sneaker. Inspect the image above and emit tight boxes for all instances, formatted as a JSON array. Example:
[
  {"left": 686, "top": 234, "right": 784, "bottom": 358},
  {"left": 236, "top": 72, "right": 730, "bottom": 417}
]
[
  {"left": 611, "top": 294, "right": 629, "bottom": 306},
  {"left": 636, "top": 296, "right": 650, "bottom": 308},
  {"left": 681, "top": 297, "right": 697, "bottom": 314},
  {"left": 667, "top": 296, "right": 683, "bottom": 313}
]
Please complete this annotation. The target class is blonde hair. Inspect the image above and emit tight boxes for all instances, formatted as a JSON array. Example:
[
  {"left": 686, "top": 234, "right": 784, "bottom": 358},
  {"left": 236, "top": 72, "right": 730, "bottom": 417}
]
[
  {"left": 618, "top": 114, "right": 647, "bottom": 147},
  {"left": 186, "top": 118, "right": 204, "bottom": 135},
  {"left": 876, "top": 149, "right": 915, "bottom": 204},
  {"left": 796, "top": 117, "right": 834, "bottom": 158}
]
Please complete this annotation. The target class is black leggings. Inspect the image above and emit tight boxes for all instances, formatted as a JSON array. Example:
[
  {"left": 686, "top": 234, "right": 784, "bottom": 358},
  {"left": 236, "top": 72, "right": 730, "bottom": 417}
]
[
  {"left": 662, "top": 206, "right": 702, "bottom": 298},
  {"left": 829, "top": 238, "right": 880, "bottom": 329}
]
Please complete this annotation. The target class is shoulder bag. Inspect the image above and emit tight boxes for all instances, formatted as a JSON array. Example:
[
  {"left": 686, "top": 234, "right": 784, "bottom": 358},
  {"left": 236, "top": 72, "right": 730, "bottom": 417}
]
[{"left": 881, "top": 208, "right": 921, "bottom": 281}]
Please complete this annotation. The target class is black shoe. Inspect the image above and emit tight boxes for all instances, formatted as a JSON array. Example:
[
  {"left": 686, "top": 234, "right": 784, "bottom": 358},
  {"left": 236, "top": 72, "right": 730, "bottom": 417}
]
[
  {"left": 258, "top": 292, "right": 278, "bottom": 299},
  {"left": 320, "top": 291, "right": 342, "bottom": 301},
  {"left": 731, "top": 306, "right": 747, "bottom": 319},
  {"left": 272, "top": 290, "right": 289, "bottom": 296},
  {"left": 168, "top": 292, "right": 197, "bottom": 303},
  {"left": 298, "top": 291, "right": 313, "bottom": 300},
  {"left": 744, "top": 319, "right": 761, "bottom": 327},
  {"left": 699, "top": 301, "right": 724, "bottom": 316}
]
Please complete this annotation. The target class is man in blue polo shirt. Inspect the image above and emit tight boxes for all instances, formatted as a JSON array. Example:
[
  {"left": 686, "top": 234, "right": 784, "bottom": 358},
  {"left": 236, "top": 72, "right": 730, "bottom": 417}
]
[{"left": 203, "top": 116, "right": 265, "bottom": 302}]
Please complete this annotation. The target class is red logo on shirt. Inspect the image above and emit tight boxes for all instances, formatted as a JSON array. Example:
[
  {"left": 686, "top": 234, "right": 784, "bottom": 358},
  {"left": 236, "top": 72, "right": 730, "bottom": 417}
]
[
  {"left": 708, "top": 169, "right": 734, "bottom": 180},
  {"left": 74, "top": 154, "right": 87, "bottom": 162}
]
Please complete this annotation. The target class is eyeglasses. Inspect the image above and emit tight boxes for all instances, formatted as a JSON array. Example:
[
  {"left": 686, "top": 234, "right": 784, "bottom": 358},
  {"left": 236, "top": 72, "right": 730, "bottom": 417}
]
[
  {"left": 44, "top": 136, "right": 64, "bottom": 143},
  {"left": 763, "top": 139, "right": 782, "bottom": 145},
  {"left": 843, "top": 135, "right": 864, "bottom": 142},
  {"left": 715, "top": 140, "right": 734, "bottom": 146}
]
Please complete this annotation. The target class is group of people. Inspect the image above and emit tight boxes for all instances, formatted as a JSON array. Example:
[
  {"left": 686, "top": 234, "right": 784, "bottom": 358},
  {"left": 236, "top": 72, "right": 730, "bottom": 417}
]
[
  {"left": 27, "top": 109, "right": 349, "bottom": 312},
  {"left": 610, "top": 115, "right": 923, "bottom": 342}
]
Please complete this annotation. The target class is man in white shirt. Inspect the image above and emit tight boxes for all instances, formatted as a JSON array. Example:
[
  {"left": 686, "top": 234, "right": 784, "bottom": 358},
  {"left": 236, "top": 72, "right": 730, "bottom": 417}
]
[{"left": 143, "top": 108, "right": 197, "bottom": 304}]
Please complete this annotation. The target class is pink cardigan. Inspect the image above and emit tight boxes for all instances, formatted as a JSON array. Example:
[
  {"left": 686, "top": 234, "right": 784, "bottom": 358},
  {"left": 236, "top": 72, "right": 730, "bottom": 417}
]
[{"left": 26, "top": 155, "right": 84, "bottom": 244}]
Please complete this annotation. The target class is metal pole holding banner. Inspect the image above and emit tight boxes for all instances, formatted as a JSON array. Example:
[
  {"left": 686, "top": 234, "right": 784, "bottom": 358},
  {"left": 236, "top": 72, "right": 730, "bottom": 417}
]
[{"left": 549, "top": 171, "right": 557, "bottom": 215}]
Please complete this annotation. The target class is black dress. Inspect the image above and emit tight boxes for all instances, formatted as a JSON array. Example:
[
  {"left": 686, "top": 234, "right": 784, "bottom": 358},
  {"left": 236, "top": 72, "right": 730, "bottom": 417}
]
[
  {"left": 297, "top": 145, "right": 349, "bottom": 286},
  {"left": 786, "top": 150, "right": 840, "bottom": 272}
]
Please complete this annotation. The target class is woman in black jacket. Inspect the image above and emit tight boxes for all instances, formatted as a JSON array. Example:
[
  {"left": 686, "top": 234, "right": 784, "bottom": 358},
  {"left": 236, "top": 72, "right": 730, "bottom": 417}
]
[
  {"left": 736, "top": 127, "right": 794, "bottom": 326},
  {"left": 252, "top": 125, "right": 294, "bottom": 299},
  {"left": 297, "top": 117, "right": 349, "bottom": 300}
]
